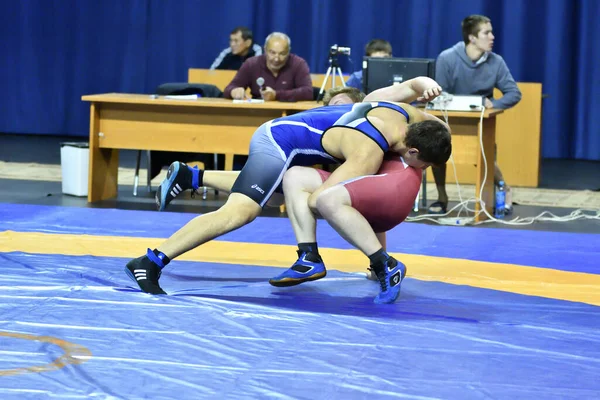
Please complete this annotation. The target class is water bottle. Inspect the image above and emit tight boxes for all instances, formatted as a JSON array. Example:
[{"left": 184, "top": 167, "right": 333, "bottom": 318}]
[{"left": 495, "top": 181, "right": 506, "bottom": 218}]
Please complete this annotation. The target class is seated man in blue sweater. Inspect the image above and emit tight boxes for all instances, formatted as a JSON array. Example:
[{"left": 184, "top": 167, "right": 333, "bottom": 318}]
[
  {"left": 429, "top": 14, "right": 522, "bottom": 214},
  {"left": 346, "top": 39, "right": 392, "bottom": 90}
]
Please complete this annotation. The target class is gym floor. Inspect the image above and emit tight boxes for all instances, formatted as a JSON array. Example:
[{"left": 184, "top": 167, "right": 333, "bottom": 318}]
[{"left": 1, "top": 133, "right": 599, "bottom": 399}]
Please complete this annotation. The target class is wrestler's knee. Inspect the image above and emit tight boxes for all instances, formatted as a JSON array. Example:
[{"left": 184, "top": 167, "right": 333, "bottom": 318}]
[
  {"left": 282, "top": 166, "right": 305, "bottom": 192},
  {"left": 315, "top": 186, "right": 350, "bottom": 216},
  {"left": 220, "top": 193, "right": 261, "bottom": 227},
  {"left": 283, "top": 166, "right": 321, "bottom": 193}
]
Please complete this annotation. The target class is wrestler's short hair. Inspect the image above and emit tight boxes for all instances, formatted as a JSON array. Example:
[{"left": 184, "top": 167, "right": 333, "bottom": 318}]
[
  {"left": 323, "top": 86, "right": 365, "bottom": 105},
  {"left": 405, "top": 120, "right": 452, "bottom": 165}
]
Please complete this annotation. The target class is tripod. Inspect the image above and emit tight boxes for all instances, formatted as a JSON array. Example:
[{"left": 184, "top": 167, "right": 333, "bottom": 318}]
[{"left": 316, "top": 51, "right": 346, "bottom": 102}]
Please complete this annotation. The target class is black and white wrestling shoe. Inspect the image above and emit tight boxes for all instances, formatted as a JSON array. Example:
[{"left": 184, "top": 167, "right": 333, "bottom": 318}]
[{"left": 155, "top": 162, "right": 200, "bottom": 211}]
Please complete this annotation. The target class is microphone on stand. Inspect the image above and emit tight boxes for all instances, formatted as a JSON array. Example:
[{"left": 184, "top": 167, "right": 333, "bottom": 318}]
[{"left": 256, "top": 77, "right": 265, "bottom": 91}]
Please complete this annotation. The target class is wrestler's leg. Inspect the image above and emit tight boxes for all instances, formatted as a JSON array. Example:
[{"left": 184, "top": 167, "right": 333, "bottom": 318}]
[
  {"left": 156, "top": 165, "right": 240, "bottom": 209},
  {"left": 316, "top": 171, "right": 418, "bottom": 304},
  {"left": 367, "top": 232, "right": 387, "bottom": 280},
  {"left": 282, "top": 166, "right": 323, "bottom": 243},
  {"left": 127, "top": 124, "right": 289, "bottom": 294},
  {"left": 160, "top": 145, "right": 290, "bottom": 260},
  {"left": 317, "top": 161, "right": 419, "bottom": 258},
  {"left": 269, "top": 166, "right": 327, "bottom": 287},
  {"left": 197, "top": 169, "right": 283, "bottom": 206},
  {"left": 126, "top": 192, "right": 262, "bottom": 294},
  {"left": 157, "top": 194, "right": 260, "bottom": 259},
  {"left": 156, "top": 162, "right": 242, "bottom": 211},
  {"left": 203, "top": 170, "right": 240, "bottom": 193},
  {"left": 376, "top": 232, "right": 387, "bottom": 250},
  {"left": 316, "top": 184, "right": 382, "bottom": 256}
]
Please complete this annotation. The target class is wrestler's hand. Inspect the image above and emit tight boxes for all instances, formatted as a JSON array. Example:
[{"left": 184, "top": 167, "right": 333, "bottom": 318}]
[
  {"left": 231, "top": 87, "right": 249, "bottom": 100},
  {"left": 260, "top": 86, "right": 277, "bottom": 101},
  {"left": 417, "top": 86, "right": 442, "bottom": 102}
]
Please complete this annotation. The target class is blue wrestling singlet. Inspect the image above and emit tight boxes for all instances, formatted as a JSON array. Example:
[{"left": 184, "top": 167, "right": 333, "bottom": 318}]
[
  {"left": 269, "top": 101, "right": 410, "bottom": 163},
  {"left": 230, "top": 101, "right": 411, "bottom": 207},
  {"left": 268, "top": 104, "right": 354, "bottom": 166}
]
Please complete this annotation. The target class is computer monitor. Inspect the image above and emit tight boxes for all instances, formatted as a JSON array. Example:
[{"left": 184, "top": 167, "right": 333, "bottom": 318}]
[{"left": 362, "top": 57, "right": 436, "bottom": 94}]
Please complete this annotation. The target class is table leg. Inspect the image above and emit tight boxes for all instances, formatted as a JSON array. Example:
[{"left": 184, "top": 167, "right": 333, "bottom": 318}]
[
  {"left": 87, "top": 103, "right": 119, "bottom": 202},
  {"left": 474, "top": 117, "right": 496, "bottom": 222},
  {"left": 225, "top": 153, "right": 234, "bottom": 171}
]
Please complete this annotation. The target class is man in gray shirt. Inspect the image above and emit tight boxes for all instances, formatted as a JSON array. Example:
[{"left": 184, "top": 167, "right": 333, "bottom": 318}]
[{"left": 430, "top": 14, "right": 521, "bottom": 214}]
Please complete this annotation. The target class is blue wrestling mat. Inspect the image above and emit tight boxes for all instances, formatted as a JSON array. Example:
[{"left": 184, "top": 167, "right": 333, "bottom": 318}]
[{"left": 1, "top": 203, "right": 599, "bottom": 399}]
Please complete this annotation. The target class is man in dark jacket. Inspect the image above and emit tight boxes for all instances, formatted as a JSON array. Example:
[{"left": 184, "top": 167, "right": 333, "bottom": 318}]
[{"left": 210, "top": 26, "right": 262, "bottom": 71}]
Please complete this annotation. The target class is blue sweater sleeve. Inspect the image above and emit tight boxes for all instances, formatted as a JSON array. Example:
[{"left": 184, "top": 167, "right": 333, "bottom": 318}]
[
  {"left": 492, "top": 57, "right": 522, "bottom": 110},
  {"left": 345, "top": 71, "right": 362, "bottom": 89},
  {"left": 434, "top": 52, "right": 453, "bottom": 94}
]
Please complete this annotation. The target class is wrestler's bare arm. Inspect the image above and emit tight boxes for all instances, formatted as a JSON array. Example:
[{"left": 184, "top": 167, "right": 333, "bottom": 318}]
[
  {"left": 391, "top": 103, "right": 452, "bottom": 133},
  {"left": 363, "top": 76, "right": 442, "bottom": 103},
  {"left": 415, "top": 108, "right": 452, "bottom": 133}
]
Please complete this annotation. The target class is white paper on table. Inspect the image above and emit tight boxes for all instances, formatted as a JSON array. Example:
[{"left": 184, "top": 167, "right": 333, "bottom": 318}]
[{"left": 164, "top": 95, "right": 199, "bottom": 100}]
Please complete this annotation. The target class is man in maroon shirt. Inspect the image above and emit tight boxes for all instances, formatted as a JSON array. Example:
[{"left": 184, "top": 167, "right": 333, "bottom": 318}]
[{"left": 224, "top": 32, "right": 313, "bottom": 102}]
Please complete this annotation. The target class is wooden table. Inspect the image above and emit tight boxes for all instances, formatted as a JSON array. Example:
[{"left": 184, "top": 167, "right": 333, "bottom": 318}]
[
  {"left": 81, "top": 94, "right": 318, "bottom": 202},
  {"left": 428, "top": 109, "right": 503, "bottom": 221},
  {"left": 494, "top": 83, "right": 543, "bottom": 187},
  {"left": 81, "top": 94, "right": 500, "bottom": 221}
]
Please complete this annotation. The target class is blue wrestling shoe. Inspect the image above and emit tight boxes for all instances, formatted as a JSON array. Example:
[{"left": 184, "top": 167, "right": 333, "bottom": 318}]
[
  {"left": 372, "top": 256, "right": 407, "bottom": 304},
  {"left": 155, "top": 162, "right": 200, "bottom": 211},
  {"left": 269, "top": 251, "right": 327, "bottom": 287}
]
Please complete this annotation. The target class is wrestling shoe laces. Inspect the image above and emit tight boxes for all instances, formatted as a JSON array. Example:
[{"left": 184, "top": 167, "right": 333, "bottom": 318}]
[{"left": 372, "top": 256, "right": 406, "bottom": 304}]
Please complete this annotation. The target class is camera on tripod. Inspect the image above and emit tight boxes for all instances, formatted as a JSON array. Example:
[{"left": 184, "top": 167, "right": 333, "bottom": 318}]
[
  {"left": 317, "top": 44, "right": 351, "bottom": 102},
  {"left": 329, "top": 44, "right": 351, "bottom": 56}
]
